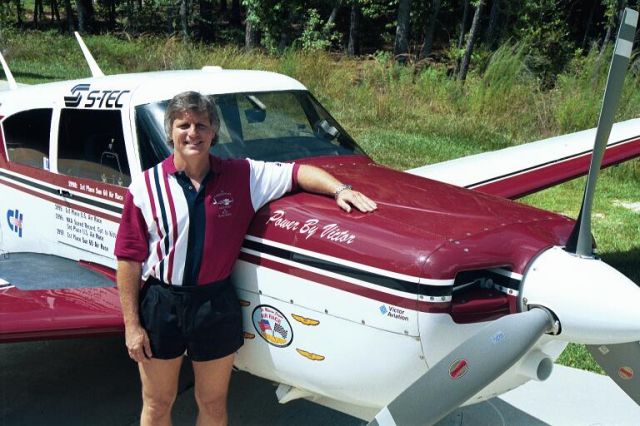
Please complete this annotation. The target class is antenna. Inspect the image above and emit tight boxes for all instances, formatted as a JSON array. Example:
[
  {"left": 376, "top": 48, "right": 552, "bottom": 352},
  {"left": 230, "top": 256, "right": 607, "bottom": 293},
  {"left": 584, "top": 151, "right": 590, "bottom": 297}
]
[
  {"left": 565, "top": 8, "right": 638, "bottom": 256},
  {"left": 73, "top": 32, "right": 105, "bottom": 77},
  {"left": 0, "top": 51, "right": 18, "bottom": 90}
]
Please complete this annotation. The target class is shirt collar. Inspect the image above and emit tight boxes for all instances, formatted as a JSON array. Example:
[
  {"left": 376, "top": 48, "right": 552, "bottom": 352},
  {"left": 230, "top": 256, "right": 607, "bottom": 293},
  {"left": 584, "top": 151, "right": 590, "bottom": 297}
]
[{"left": 162, "top": 153, "right": 221, "bottom": 176}]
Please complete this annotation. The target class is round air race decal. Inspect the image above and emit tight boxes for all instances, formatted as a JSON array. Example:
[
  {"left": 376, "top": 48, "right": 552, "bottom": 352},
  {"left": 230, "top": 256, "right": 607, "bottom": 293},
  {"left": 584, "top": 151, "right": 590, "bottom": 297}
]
[{"left": 252, "top": 305, "right": 293, "bottom": 348}]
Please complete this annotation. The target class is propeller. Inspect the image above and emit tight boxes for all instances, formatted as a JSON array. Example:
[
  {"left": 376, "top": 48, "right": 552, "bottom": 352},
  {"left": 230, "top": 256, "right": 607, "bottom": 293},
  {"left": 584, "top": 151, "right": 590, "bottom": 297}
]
[
  {"left": 368, "top": 308, "right": 556, "bottom": 426},
  {"left": 587, "top": 342, "right": 640, "bottom": 405},
  {"left": 565, "top": 7, "right": 638, "bottom": 256},
  {"left": 564, "top": 8, "right": 640, "bottom": 410},
  {"left": 370, "top": 8, "right": 639, "bottom": 425}
]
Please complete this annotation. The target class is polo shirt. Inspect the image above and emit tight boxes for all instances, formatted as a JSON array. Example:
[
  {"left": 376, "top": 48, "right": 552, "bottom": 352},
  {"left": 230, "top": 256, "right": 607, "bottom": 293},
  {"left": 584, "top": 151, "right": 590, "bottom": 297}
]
[{"left": 115, "top": 154, "right": 299, "bottom": 286}]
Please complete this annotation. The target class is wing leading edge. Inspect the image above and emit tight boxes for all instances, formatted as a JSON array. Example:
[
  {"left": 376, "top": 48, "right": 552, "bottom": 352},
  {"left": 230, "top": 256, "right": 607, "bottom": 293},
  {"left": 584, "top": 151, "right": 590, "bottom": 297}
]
[
  {"left": 407, "top": 118, "right": 640, "bottom": 199},
  {"left": 0, "top": 253, "right": 122, "bottom": 342}
]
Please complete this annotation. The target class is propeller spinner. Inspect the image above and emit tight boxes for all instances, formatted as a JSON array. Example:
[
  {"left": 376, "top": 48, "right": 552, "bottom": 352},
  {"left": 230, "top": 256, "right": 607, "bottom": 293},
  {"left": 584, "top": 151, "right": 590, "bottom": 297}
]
[{"left": 369, "top": 8, "right": 639, "bottom": 426}]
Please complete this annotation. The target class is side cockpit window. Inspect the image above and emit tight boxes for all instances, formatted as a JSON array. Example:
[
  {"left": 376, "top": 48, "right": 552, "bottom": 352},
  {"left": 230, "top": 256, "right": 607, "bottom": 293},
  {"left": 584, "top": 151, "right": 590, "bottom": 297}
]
[
  {"left": 3, "top": 108, "right": 53, "bottom": 169},
  {"left": 57, "top": 109, "right": 131, "bottom": 187}
]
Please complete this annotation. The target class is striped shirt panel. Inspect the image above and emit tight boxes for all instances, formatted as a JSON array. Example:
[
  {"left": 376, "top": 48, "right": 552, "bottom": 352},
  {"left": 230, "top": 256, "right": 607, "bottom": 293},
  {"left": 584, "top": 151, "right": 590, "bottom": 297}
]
[{"left": 115, "top": 154, "right": 297, "bottom": 286}]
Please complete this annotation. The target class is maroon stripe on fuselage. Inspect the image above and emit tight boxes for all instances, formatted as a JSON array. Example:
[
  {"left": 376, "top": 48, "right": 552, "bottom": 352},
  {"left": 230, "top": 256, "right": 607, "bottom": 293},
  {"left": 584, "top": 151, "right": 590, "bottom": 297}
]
[
  {"left": 473, "top": 137, "right": 640, "bottom": 199},
  {"left": 0, "top": 178, "right": 120, "bottom": 222},
  {"left": 0, "top": 159, "right": 127, "bottom": 203},
  {"left": 238, "top": 251, "right": 451, "bottom": 314}
]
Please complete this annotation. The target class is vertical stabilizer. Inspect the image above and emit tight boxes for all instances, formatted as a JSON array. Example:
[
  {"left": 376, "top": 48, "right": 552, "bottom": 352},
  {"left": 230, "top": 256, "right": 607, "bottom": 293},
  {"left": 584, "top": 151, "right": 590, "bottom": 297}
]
[
  {"left": 74, "top": 32, "right": 105, "bottom": 77},
  {"left": 0, "top": 51, "right": 18, "bottom": 90}
]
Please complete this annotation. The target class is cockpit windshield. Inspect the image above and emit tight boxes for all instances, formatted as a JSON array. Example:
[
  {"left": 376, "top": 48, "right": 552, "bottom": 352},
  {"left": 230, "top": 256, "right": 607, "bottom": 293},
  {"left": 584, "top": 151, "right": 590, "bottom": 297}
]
[{"left": 135, "top": 90, "right": 365, "bottom": 170}]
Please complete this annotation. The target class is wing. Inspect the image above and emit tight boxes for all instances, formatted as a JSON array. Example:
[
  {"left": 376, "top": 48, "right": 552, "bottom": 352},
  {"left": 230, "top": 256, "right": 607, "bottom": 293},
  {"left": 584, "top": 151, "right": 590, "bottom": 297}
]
[
  {"left": 0, "top": 253, "right": 122, "bottom": 342},
  {"left": 407, "top": 118, "right": 640, "bottom": 199}
]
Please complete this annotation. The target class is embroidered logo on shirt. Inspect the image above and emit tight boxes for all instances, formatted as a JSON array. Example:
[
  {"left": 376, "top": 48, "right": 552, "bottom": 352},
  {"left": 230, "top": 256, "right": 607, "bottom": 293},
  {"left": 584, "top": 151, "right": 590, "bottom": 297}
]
[{"left": 212, "top": 191, "right": 234, "bottom": 217}]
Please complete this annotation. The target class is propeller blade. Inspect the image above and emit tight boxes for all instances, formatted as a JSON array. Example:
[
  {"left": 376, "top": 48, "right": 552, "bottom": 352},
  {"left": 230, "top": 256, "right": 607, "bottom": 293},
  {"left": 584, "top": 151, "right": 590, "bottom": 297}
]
[
  {"left": 566, "top": 7, "right": 638, "bottom": 256},
  {"left": 368, "top": 308, "right": 555, "bottom": 426},
  {"left": 588, "top": 342, "right": 640, "bottom": 405}
]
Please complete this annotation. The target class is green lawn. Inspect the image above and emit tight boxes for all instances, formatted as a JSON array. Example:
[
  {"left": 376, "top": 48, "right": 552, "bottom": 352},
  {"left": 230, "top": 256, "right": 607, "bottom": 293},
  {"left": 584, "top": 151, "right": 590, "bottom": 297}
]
[{"left": 2, "top": 30, "right": 638, "bottom": 373}]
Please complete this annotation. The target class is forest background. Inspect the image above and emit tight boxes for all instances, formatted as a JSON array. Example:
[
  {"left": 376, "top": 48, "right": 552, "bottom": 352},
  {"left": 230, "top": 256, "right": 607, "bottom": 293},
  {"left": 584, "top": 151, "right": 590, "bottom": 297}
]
[{"left": 1, "top": 0, "right": 639, "bottom": 373}]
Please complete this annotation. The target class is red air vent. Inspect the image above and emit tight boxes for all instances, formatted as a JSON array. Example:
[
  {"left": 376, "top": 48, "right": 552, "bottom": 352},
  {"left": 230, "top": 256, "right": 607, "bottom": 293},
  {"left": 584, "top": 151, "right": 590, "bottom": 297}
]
[{"left": 450, "top": 289, "right": 510, "bottom": 324}]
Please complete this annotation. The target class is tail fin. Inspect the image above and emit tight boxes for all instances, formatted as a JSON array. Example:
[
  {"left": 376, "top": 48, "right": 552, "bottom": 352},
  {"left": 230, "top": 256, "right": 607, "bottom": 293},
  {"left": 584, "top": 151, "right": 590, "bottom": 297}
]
[
  {"left": 74, "top": 32, "right": 105, "bottom": 77},
  {"left": 0, "top": 51, "right": 18, "bottom": 90}
]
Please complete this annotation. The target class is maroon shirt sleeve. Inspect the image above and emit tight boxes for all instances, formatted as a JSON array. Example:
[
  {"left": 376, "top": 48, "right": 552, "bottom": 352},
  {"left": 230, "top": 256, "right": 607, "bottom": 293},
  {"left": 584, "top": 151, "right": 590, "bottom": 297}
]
[
  {"left": 114, "top": 191, "right": 149, "bottom": 262},
  {"left": 291, "top": 163, "right": 300, "bottom": 191}
]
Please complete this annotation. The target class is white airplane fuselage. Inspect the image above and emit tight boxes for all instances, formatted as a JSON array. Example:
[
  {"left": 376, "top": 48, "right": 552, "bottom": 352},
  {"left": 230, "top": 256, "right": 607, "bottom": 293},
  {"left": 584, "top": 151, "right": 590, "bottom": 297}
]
[{"left": 2, "top": 69, "right": 638, "bottom": 420}]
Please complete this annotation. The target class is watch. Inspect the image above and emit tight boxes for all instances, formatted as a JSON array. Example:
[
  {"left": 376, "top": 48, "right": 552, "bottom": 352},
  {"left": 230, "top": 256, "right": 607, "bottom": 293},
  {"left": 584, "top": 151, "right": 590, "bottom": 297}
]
[{"left": 334, "top": 184, "right": 353, "bottom": 199}]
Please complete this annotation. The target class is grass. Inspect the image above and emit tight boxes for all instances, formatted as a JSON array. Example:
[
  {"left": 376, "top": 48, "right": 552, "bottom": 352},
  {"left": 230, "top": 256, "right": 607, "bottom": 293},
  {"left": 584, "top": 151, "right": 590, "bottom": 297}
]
[{"left": 2, "top": 30, "right": 639, "bottom": 373}]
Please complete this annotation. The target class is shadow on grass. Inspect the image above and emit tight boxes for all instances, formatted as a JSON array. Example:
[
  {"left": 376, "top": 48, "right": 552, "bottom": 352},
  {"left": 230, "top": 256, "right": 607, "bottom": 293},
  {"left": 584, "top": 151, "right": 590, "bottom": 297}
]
[
  {"left": 12, "top": 70, "right": 71, "bottom": 82},
  {"left": 601, "top": 246, "right": 640, "bottom": 284}
]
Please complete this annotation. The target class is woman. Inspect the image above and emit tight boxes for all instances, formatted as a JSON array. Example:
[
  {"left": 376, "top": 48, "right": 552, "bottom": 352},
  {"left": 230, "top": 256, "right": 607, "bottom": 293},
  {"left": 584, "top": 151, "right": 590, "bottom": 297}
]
[{"left": 115, "top": 91, "right": 376, "bottom": 425}]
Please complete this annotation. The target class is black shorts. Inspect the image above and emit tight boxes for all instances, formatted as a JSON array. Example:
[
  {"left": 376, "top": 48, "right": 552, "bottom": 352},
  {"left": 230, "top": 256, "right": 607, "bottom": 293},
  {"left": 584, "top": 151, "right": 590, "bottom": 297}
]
[{"left": 139, "top": 277, "right": 244, "bottom": 361}]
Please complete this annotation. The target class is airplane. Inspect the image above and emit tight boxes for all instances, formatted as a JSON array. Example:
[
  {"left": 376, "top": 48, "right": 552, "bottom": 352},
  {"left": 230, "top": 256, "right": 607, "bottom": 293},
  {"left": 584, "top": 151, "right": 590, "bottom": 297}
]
[{"left": 0, "top": 8, "right": 639, "bottom": 425}]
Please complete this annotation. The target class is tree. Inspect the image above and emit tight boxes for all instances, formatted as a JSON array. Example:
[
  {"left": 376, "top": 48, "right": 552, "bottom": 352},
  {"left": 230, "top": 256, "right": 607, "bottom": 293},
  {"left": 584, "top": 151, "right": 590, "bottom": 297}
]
[
  {"left": 14, "top": 0, "right": 23, "bottom": 26},
  {"left": 327, "top": 2, "right": 339, "bottom": 29},
  {"left": 347, "top": 3, "right": 360, "bottom": 56},
  {"left": 104, "top": 0, "right": 117, "bottom": 30},
  {"left": 581, "top": 0, "right": 598, "bottom": 50},
  {"left": 599, "top": 0, "right": 626, "bottom": 58},
  {"left": 231, "top": 0, "right": 241, "bottom": 27},
  {"left": 394, "top": 0, "right": 412, "bottom": 62},
  {"left": 75, "top": 0, "right": 94, "bottom": 33},
  {"left": 33, "top": 0, "right": 44, "bottom": 27},
  {"left": 484, "top": 0, "right": 500, "bottom": 47},
  {"left": 240, "top": 1, "right": 308, "bottom": 52},
  {"left": 50, "top": 0, "right": 61, "bottom": 27},
  {"left": 199, "top": 0, "right": 215, "bottom": 41},
  {"left": 458, "top": 0, "right": 485, "bottom": 81},
  {"left": 457, "top": 0, "right": 470, "bottom": 50},
  {"left": 245, "top": 1, "right": 259, "bottom": 49},
  {"left": 420, "top": 0, "right": 441, "bottom": 60},
  {"left": 63, "top": 0, "right": 75, "bottom": 33},
  {"left": 180, "top": 0, "right": 190, "bottom": 38}
]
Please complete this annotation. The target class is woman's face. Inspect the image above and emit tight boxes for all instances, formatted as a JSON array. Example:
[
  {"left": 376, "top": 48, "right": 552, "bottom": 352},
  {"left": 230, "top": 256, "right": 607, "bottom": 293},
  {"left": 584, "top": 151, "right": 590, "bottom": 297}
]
[{"left": 171, "top": 109, "right": 215, "bottom": 162}]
